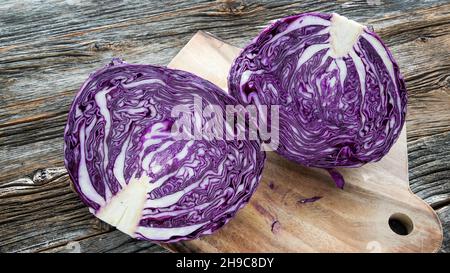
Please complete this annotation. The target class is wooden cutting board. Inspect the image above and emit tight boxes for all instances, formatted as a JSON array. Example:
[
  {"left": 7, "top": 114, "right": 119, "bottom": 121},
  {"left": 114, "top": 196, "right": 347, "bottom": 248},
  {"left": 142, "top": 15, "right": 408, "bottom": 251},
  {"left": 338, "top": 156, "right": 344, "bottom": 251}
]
[{"left": 164, "top": 31, "right": 443, "bottom": 253}]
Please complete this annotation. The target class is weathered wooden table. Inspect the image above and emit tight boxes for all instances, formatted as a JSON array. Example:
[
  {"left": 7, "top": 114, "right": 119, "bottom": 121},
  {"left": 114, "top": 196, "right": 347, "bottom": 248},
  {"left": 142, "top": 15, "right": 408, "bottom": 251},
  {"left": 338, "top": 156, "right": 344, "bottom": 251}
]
[{"left": 0, "top": 0, "right": 449, "bottom": 253}]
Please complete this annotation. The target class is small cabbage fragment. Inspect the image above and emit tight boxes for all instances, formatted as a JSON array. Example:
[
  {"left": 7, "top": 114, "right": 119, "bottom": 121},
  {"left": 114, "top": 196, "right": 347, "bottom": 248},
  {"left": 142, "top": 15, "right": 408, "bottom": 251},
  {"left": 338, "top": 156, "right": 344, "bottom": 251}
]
[
  {"left": 228, "top": 13, "right": 407, "bottom": 187},
  {"left": 64, "top": 59, "right": 265, "bottom": 242}
]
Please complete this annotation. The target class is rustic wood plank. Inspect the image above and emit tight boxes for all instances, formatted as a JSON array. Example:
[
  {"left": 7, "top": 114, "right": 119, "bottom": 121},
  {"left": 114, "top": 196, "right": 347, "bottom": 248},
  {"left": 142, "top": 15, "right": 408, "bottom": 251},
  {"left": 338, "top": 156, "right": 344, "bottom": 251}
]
[
  {"left": 0, "top": 170, "right": 105, "bottom": 252},
  {"left": 409, "top": 132, "right": 450, "bottom": 207},
  {"left": 39, "top": 230, "right": 169, "bottom": 253},
  {"left": 0, "top": 0, "right": 449, "bottom": 252},
  {"left": 0, "top": 164, "right": 170, "bottom": 253}
]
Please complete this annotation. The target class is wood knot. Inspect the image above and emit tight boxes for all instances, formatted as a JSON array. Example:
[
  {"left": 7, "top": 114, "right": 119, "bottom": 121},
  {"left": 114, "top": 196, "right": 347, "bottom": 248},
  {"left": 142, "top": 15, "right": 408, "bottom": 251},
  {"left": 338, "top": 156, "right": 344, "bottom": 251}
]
[
  {"left": 32, "top": 167, "right": 67, "bottom": 185},
  {"left": 217, "top": 0, "right": 246, "bottom": 15},
  {"left": 419, "top": 36, "right": 428, "bottom": 43},
  {"left": 271, "top": 220, "right": 281, "bottom": 234},
  {"left": 33, "top": 169, "right": 51, "bottom": 185},
  {"left": 92, "top": 42, "right": 107, "bottom": 51}
]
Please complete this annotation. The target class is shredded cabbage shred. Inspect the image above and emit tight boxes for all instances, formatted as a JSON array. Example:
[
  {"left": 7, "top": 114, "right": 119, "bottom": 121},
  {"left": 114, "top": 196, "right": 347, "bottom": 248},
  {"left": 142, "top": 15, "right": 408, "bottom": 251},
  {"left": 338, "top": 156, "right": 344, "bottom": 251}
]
[
  {"left": 64, "top": 59, "right": 265, "bottom": 242},
  {"left": 228, "top": 12, "right": 407, "bottom": 188}
]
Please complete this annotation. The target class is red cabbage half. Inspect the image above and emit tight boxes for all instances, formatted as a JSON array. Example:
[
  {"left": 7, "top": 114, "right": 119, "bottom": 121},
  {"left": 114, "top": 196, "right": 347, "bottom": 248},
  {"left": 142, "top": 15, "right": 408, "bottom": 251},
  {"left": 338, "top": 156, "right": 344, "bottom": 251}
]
[
  {"left": 228, "top": 13, "right": 407, "bottom": 187},
  {"left": 64, "top": 59, "right": 265, "bottom": 242}
]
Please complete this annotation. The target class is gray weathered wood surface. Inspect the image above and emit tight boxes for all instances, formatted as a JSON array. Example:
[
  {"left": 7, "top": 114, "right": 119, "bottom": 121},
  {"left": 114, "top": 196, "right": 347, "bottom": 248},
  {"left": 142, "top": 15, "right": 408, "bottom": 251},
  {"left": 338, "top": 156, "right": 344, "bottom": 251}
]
[{"left": 0, "top": 0, "right": 449, "bottom": 253}]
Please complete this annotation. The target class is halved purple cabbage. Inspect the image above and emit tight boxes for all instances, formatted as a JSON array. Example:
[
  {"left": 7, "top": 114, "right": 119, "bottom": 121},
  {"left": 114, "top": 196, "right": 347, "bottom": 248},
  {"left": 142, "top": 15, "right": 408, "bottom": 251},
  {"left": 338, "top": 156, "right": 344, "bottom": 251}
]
[
  {"left": 228, "top": 13, "right": 407, "bottom": 187},
  {"left": 64, "top": 59, "right": 265, "bottom": 242}
]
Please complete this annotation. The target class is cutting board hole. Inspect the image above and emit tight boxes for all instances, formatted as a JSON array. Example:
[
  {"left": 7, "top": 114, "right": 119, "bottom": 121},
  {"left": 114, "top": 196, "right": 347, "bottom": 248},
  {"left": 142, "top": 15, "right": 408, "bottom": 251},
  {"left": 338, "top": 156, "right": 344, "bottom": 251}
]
[{"left": 389, "top": 213, "right": 413, "bottom": 235}]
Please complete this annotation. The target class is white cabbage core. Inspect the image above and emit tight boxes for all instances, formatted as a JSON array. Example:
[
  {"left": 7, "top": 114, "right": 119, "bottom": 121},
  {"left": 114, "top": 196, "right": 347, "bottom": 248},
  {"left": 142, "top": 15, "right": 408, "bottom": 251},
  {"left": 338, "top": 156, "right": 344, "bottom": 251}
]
[
  {"left": 329, "top": 13, "right": 365, "bottom": 58},
  {"left": 95, "top": 175, "right": 151, "bottom": 236}
]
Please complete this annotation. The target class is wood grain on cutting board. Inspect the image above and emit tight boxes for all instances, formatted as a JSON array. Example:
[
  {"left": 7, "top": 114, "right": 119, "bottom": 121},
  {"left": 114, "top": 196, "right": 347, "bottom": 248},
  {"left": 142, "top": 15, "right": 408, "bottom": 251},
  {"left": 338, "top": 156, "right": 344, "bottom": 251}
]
[{"left": 164, "top": 31, "right": 443, "bottom": 253}]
